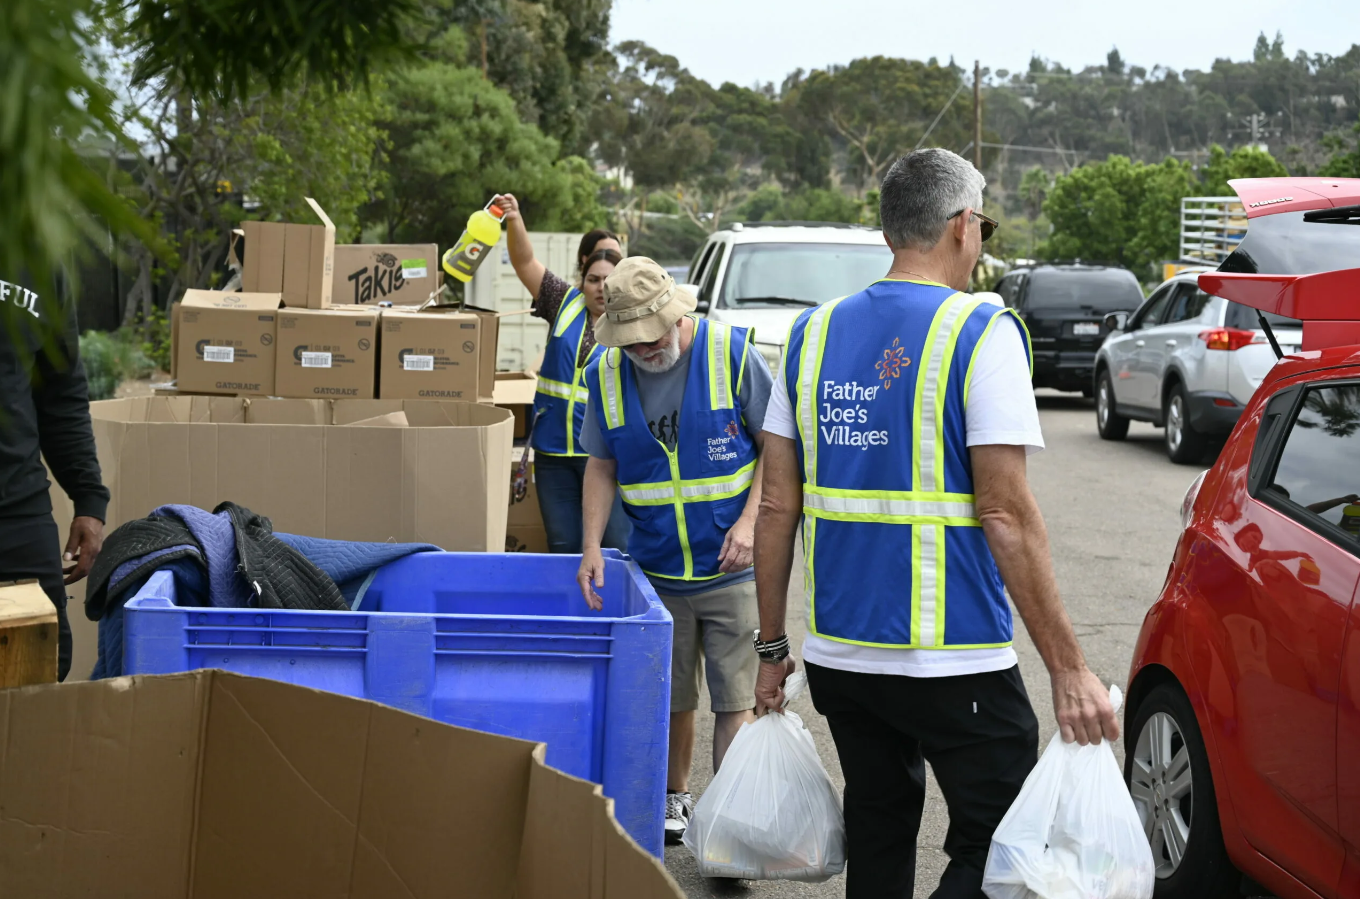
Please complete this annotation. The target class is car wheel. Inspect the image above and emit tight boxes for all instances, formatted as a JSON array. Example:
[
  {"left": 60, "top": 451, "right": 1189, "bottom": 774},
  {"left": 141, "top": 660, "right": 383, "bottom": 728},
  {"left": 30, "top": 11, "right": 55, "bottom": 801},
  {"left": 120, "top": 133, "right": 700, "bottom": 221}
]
[
  {"left": 1126, "top": 683, "right": 1239, "bottom": 899},
  {"left": 1164, "top": 384, "right": 1207, "bottom": 464},
  {"left": 1096, "top": 370, "right": 1129, "bottom": 440}
]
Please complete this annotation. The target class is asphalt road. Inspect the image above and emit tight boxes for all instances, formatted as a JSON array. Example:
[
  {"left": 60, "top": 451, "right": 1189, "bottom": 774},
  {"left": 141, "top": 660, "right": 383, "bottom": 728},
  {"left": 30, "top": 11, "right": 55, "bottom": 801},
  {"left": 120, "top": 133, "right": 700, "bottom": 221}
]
[{"left": 664, "top": 391, "right": 1205, "bottom": 898}]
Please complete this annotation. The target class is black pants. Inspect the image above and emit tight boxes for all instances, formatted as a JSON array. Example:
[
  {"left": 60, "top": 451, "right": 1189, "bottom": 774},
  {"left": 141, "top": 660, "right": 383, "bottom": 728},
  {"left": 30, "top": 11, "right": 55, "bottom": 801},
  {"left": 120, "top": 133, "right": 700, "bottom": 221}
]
[
  {"left": 806, "top": 662, "right": 1039, "bottom": 899},
  {"left": 0, "top": 514, "right": 71, "bottom": 681}
]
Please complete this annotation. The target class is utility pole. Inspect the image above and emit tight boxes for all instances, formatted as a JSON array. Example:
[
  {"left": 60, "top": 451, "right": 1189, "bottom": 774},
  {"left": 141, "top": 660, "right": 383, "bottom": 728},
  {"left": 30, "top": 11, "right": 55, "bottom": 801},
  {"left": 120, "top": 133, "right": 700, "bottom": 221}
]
[{"left": 973, "top": 60, "right": 983, "bottom": 171}]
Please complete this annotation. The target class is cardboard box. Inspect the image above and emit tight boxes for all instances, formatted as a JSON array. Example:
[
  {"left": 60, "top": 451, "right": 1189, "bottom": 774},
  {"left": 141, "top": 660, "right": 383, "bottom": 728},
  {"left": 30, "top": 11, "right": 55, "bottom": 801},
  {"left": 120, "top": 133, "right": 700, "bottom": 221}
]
[
  {"left": 380, "top": 308, "right": 485, "bottom": 402},
  {"left": 0, "top": 580, "right": 57, "bottom": 688},
  {"left": 241, "top": 197, "right": 336, "bottom": 308},
  {"left": 87, "top": 396, "right": 513, "bottom": 552},
  {"left": 334, "top": 243, "right": 440, "bottom": 306},
  {"left": 494, "top": 371, "right": 539, "bottom": 440},
  {"left": 0, "top": 670, "right": 684, "bottom": 899},
  {"left": 175, "top": 290, "right": 280, "bottom": 396},
  {"left": 275, "top": 307, "right": 380, "bottom": 399}
]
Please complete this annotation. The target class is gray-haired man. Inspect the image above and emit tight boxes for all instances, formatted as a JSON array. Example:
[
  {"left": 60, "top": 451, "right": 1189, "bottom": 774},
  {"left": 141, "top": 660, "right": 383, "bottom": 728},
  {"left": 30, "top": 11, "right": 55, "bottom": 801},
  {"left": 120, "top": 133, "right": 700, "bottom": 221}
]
[{"left": 754, "top": 149, "right": 1117, "bottom": 898}]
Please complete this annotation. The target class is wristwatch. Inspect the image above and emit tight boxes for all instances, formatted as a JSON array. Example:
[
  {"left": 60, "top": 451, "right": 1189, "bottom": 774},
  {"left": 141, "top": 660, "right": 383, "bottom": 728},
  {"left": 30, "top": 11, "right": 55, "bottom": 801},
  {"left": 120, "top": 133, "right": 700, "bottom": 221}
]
[{"left": 752, "top": 629, "right": 791, "bottom": 663}]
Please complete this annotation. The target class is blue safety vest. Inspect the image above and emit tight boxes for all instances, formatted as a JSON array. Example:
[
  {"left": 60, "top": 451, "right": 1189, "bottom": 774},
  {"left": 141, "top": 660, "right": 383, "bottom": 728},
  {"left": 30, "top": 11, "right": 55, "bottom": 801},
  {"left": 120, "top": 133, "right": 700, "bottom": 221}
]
[
  {"left": 784, "top": 280, "right": 1032, "bottom": 649},
  {"left": 533, "top": 287, "right": 599, "bottom": 456},
  {"left": 586, "top": 317, "right": 757, "bottom": 581}
]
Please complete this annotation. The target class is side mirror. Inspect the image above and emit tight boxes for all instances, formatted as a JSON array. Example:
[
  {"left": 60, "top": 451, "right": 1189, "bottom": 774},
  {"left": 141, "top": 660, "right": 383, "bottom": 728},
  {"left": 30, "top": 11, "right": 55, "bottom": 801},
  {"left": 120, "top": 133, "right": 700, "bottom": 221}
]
[
  {"left": 1104, "top": 311, "right": 1129, "bottom": 332},
  {"left": 680, "top": 284, "right": 708, "bottom": 314}
]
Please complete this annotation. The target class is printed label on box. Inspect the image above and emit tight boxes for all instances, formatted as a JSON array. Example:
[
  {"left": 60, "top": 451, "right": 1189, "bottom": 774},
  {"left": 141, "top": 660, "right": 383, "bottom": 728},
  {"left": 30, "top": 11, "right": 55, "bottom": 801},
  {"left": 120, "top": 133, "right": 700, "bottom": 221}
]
[
  {"left": 404, "top": 354, "right": 435, "bottom": 371},
  {"left": 401, "top": 258, "right": 428, "bottom": 279},
  {"left": 204, "top": 346, "right": 235, "bottom": 363},
  {"left": 301, "top": 351, "right": 333, "bottom": 369}
]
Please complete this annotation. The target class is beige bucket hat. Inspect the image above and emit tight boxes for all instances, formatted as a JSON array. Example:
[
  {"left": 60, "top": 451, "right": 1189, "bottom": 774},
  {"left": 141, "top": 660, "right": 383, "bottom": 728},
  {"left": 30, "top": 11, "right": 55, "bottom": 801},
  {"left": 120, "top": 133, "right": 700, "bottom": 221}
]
[{"left": 593, "top": 256, "right": 698, "bottom": 347}]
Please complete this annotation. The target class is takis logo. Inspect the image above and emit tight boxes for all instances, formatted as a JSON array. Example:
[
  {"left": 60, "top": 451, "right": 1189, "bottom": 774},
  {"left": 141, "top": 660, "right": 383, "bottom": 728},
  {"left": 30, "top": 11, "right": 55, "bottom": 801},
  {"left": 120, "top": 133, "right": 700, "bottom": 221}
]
[{"left": 875, "top": 337, "right": 910, "bottom": 388}]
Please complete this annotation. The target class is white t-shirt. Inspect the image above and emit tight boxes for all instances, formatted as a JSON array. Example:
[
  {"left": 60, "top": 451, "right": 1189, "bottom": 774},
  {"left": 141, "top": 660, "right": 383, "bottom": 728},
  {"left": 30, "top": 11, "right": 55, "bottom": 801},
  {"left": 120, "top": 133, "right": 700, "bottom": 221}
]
[{"left": 762, "top": 310, "right": 1043, "bottom": 678}]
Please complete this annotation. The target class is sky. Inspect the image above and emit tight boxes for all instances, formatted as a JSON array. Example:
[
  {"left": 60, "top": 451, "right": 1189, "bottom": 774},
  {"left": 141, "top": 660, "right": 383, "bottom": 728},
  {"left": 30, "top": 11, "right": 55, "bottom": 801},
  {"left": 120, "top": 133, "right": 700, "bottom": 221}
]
[{"left": 610, "top": 0, "right": 1360, "bottom": 89}]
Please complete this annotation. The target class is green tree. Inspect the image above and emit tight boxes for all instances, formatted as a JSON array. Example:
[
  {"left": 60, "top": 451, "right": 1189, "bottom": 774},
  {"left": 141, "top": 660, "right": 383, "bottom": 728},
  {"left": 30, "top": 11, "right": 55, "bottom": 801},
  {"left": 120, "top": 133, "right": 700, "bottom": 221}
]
[
  {"left": 1041, "top": 155, "right": 1195, "bottom": 279},
  {"left": 797, "top": 56, "right": 968, "bottom": 191},
  {"left": 736, "top": 186, "right": 864, "bottom": 223},
  {"left": 363, "top": 40, "right": 594, "bottom": 242},
  {"left": 1197, "top": 144, "right": 1288, "bottom": 194},
  {"left": 1320, "top": 118, "right": 1360, "bottom": 177}
]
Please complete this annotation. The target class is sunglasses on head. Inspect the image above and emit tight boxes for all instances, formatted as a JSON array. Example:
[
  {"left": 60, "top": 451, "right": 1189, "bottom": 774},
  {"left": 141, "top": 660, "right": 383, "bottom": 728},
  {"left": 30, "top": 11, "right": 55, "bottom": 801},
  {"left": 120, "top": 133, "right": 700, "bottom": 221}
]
[{"left": 948, "top": 208, "right": 998, "bottom": 243}]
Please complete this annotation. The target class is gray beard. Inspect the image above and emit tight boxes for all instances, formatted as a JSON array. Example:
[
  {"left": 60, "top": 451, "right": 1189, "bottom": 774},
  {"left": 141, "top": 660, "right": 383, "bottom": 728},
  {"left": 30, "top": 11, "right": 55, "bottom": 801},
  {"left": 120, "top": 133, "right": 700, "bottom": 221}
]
[{"left": 624, "top": 332, "right": 681, "bottom": 373}]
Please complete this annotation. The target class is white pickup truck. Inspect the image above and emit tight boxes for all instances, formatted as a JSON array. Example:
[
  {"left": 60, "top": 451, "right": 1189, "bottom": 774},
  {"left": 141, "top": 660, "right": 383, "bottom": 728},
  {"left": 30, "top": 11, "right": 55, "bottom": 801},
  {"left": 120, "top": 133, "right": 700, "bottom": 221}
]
[{"left": 680, "top": 223, "right": 894, "bottom": 371}]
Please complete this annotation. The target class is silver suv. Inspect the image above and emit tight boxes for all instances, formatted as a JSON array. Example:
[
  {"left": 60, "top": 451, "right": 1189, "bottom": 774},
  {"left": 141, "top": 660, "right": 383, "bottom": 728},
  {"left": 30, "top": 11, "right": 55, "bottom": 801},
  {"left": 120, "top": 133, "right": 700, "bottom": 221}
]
[{"left": 1094, "top": 269, "right": 1303, "bottom": 463}]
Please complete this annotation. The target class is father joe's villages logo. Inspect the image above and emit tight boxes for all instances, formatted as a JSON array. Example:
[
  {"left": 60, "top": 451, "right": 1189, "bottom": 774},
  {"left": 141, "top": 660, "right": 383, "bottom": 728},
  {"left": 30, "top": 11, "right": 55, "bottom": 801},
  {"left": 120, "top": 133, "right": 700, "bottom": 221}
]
[{"left": 706, "top": 420, "right": 741, "bottom": 462}]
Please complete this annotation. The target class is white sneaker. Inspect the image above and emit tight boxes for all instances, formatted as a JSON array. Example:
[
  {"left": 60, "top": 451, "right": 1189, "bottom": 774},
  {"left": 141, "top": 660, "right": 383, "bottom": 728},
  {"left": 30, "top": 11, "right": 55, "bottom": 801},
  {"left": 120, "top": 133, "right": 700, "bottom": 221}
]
[{"left": 665, "top": 791, "right": 695, "bottom": 844}]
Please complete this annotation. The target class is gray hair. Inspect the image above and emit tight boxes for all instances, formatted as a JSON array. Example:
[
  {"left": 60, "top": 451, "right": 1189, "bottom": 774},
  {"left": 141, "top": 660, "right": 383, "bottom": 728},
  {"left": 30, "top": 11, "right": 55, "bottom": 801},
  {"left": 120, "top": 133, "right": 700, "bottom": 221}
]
[{"left": 879, "top": 149, "right": 986, "bottom": 251}]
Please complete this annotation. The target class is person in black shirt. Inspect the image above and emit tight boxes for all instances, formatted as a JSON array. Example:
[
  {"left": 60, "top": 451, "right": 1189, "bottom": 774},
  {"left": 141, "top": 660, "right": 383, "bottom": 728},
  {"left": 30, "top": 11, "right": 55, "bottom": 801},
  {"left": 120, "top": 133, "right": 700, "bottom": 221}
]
[{"left": 0, "top": 273, "right": 110, "bottom": 681}]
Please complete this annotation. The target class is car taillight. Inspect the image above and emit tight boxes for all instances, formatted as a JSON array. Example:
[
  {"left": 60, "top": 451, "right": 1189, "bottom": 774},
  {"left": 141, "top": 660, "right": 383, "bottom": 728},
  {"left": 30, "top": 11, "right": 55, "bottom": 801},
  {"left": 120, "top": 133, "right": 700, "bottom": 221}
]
[
  {"left": 1198, "top": 327, "right": 1259, "bottom": 351},
  {"left": 1181, "top": 470, "right": 1208, "bottom": 530}
]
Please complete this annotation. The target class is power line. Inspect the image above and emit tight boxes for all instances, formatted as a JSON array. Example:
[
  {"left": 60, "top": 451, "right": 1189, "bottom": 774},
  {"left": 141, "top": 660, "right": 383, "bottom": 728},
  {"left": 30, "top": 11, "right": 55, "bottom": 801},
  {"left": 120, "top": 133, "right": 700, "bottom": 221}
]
[{"left": 913, "top": 81, "right": 967, "bottom": 152}]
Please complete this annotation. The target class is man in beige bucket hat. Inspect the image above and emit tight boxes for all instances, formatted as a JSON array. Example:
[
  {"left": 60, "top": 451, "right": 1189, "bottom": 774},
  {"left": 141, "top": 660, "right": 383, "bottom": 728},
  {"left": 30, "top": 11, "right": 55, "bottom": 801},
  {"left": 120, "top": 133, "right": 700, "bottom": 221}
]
[{"left": 576, "top": 256, "right": 776, "bottom": 843}]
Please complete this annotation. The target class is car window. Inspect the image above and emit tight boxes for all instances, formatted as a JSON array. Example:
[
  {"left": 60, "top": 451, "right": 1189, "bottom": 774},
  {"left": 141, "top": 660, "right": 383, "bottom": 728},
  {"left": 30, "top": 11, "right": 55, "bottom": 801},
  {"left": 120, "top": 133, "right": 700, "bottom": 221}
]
[
  {"left": 993, "top": 276, "right": 1013, "bottom": 306},
  {"left": 1264, "top": 383, "right": 1360, "bottom": 549},
  {"left": 716, "top": 242, "right": 892, "bottom": 308},
  {"left": 688, "top": 242, "right": 716, "bottom": 286},
  {"left": 699, "top": 242, "right": 727, "bottom": 306},
  {"left": 1164, "top": 284, "right": 1213, "bottom": 324},
  {"left": 1130, "top": 285, "right": 1175, "bottom": 330},
  {"left": 1224, "top": 301, "right": 1303, "bottom": 331},
  {"left": 1023, "top": 269, "right": 1143, "bottom": 312}
]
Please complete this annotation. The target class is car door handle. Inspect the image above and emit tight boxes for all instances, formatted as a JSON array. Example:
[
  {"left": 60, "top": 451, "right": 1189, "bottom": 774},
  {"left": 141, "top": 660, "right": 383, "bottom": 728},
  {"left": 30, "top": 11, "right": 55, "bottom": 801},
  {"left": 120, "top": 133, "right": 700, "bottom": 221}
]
[
  {"left": 1165, "top": 339, "right": 1178, "bottom": 347},
  {"left": 1134, "top": 340, "right": 1145, "bottom": 347}
]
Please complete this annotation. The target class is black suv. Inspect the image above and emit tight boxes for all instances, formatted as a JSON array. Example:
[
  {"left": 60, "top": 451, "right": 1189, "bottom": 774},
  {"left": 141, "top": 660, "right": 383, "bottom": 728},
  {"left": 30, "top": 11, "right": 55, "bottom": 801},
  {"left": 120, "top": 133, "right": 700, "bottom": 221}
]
[{"left": 992, "top": 264, "right": 1145, "bottom": 395}]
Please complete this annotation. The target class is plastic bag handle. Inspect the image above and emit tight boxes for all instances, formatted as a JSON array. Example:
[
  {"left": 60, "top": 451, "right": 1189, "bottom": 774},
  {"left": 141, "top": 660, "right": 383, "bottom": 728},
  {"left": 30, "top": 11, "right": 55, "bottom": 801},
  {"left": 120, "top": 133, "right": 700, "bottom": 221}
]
[{"left": 782, "top": 670, "right": 808, "bottom": 708}]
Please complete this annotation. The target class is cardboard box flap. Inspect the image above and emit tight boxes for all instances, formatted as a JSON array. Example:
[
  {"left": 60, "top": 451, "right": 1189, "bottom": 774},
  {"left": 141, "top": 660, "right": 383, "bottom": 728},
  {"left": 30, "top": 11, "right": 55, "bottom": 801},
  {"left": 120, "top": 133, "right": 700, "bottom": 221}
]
[
  {"left": 244, "top": 399, "right": 331, "bottom": 425},
  {"left": 0, "top": 671, "right": 684, "bottom": 898},
  {"left": 180, "top": 289, "right": 282, "bottom": 310},
  {"left": 304, "top": 196, "right": 335, "bottom": 231},
  {"left": 404, "top": 402, "right": 511, "bottom": 429},
  {"left": 342, "top": 411, "right": 409, "bottom": 428}
]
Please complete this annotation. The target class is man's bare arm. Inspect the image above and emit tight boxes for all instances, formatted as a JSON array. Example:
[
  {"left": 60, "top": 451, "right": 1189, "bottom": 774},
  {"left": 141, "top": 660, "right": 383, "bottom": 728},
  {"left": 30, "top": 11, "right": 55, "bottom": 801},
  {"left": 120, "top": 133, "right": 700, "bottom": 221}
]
[
  {"left": 753, "top": 433, "right": 802, "bottom": 712},
  {"left": 971, "top": 443, "right": 1119, "bottom": 745},
  {"left": 577, "top": 455, "right": 619, "bottom": 610}
]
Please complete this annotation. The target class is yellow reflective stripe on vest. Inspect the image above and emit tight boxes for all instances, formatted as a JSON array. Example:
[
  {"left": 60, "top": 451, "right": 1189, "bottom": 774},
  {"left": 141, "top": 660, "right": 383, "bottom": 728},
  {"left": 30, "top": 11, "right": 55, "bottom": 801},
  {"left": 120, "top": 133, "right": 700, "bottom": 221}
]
[
  {"left": 708, "top": 322, "right": 733, "bottom": 410},
  {"left": 553, "top": 293, "right": 586, "bottom": 338},
  {"left": 795, "top": 299, "right": 844, "bottom": 487},
  {"left": 964, "top": 308, "right": 1033, "bottom": 406},
  {"left": 537, "top": 375, "right": 591, "bottom": 403},
  {"left": 910, "top": 292, "right": 987, "bottom": 646},
  {"left": 600, "top": 349, "right": 625, "bottom": 429},
  {"left": 620, "top": 461, "right": 756, "bottom": 506},
  {"left": 803, "top": 485, "right": 978, "bottom": 523}
]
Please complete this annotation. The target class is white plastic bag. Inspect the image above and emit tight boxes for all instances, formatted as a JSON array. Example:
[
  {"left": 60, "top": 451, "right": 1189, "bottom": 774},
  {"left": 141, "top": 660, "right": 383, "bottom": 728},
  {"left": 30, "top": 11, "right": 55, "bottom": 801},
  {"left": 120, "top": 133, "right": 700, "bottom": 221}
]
[
  {"left": 983, "top": 685, "right": 1155, "bottom": 899},
  {"left": 682, "top": 672, "right": 846, "bottom": 882}
]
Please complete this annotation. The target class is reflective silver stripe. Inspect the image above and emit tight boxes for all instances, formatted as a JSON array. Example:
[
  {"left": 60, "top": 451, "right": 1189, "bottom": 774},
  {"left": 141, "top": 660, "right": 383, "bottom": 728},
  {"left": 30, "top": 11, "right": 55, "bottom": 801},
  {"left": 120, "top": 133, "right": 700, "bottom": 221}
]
[
  {"left": 918, "top": 525, "right": 939, "bottom": 645},
  {"left": 621, "top": 485, "right": 674, "bottom": 502},
  {"left": 804, "top": 493, "right": 976, "bottom": 519},
  {"left": 916, "top": 296, "right": 971, "bottom": 493},
  {"left": 711, "top": 323, "right": 731, "bottom": 410},
  {"left": 554, "top": 294, "right": 585, "bottom": 337},
  {"left": 538, "top": 377, "right": 590, "bottom": 402},
  {"left": 601, "top": 350, "right": 623, "bottom": 428},
  {"left": 679, "top": 467, "right": 754, "bottom": 499},
  {"left": 797, "top": 303, "right": 837, "bottom": 486}
]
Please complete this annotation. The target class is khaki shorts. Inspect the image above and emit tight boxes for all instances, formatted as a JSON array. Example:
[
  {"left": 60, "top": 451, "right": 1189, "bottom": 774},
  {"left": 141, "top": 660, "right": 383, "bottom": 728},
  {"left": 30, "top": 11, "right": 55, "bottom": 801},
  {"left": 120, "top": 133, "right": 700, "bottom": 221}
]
[{"left": 659, "top": 579, "right": 760, "bottom": 714}]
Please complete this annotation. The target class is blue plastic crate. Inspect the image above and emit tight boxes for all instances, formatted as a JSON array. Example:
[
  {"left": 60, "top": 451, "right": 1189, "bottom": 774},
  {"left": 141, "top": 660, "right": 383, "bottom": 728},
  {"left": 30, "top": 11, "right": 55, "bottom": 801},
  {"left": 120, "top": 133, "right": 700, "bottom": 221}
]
[{"left": 123, "top": 550, "right": 672, "bottom": 856}]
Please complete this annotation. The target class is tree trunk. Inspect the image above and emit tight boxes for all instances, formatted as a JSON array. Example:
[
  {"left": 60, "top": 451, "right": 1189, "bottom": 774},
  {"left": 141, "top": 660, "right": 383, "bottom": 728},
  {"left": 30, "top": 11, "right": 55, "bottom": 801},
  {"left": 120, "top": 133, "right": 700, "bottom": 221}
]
[{"left": 480, "top": 22, "right": 489, "bottom": 78}]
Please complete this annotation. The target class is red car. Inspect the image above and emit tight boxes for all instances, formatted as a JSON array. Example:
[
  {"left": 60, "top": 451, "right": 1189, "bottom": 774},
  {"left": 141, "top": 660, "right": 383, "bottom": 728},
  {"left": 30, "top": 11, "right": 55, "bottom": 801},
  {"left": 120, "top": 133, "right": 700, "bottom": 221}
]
[{"left": 1125, "top": 177, "right": 1360, "bottom": 899}]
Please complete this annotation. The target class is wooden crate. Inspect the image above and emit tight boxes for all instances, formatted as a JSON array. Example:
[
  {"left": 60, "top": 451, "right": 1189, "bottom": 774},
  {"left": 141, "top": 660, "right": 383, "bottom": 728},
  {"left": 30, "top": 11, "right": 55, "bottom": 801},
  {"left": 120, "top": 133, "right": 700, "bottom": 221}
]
[{"left": 0, "top": 580, "right": 58, "bottom": 688}]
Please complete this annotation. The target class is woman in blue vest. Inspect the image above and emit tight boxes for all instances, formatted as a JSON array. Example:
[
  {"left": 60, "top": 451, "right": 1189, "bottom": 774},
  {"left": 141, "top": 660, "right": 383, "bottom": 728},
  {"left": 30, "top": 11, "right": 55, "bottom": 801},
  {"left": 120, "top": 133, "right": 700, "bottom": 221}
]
[{"left": 491, "top": 193, "right": 630, "bottom": 553}]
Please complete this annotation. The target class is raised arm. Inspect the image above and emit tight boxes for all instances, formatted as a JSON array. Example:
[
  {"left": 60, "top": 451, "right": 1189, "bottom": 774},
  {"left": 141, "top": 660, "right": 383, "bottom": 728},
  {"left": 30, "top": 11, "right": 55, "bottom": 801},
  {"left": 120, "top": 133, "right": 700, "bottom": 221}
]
[{"left": 491, "top": 193, "right": 546, "bottom": 299}]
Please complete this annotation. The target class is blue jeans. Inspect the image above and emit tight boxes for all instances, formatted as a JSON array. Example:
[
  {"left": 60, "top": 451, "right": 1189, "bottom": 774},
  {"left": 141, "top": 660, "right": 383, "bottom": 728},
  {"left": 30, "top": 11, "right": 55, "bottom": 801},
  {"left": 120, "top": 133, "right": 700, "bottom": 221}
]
[{"left": 535, "top": 454, "right": 631, "bottom": 554}]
